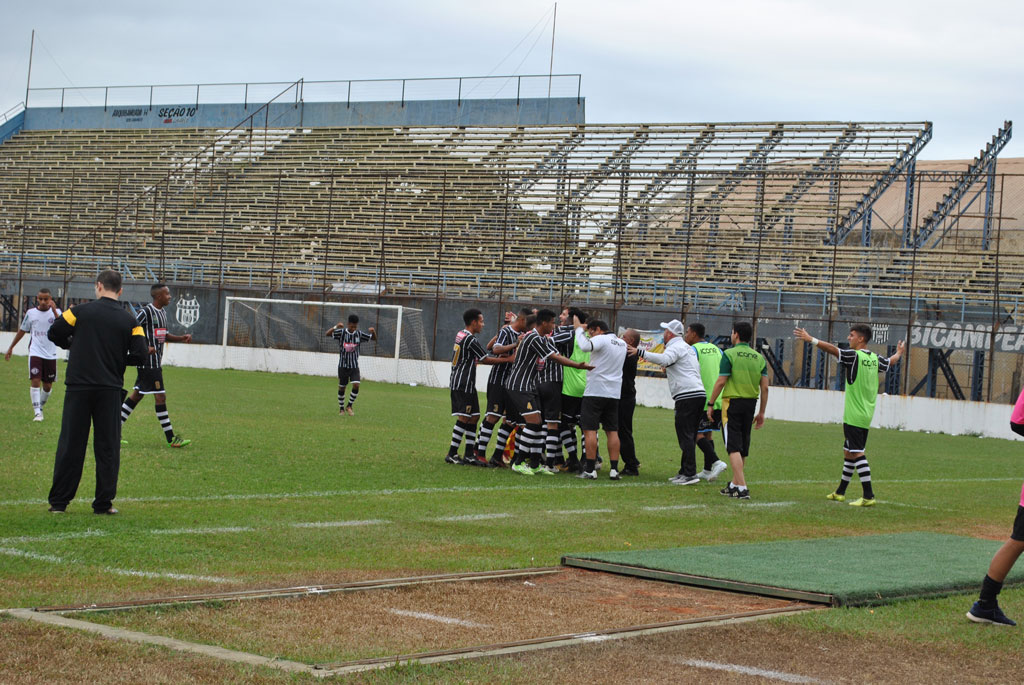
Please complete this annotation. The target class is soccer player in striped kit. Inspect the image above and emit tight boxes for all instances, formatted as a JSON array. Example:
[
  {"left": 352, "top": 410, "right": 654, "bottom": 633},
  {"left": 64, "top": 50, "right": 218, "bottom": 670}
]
[
  {"left": 794, "top": 324, "right": 904, "bottom": 507},
  {"left": 327, "top": 314, "right": 376, "bottom": 415},
  {"left": 120, "top": 284, "right": 193, "bottom": 447},
  {"left": 445, "top": 308, "right": 512, "bottom": 465}
]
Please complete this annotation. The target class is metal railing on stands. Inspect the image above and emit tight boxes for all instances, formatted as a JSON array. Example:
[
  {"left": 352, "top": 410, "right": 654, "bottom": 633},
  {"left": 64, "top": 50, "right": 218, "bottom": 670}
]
[
  {"left": 1, "top": 102, "right": 25, "bottom": 124},
  {"left": 25, "top": 74, "right": 583, "bottom": 112}
]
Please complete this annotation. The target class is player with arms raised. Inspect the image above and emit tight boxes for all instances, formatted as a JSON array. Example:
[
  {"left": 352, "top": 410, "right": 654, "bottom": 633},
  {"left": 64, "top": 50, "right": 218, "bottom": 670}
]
[
  {"left": 794, "top": 324, "right": 904, "bottom": 507},
  {"left": 326, "top": 314, "right": 376, "bottom": 415}
]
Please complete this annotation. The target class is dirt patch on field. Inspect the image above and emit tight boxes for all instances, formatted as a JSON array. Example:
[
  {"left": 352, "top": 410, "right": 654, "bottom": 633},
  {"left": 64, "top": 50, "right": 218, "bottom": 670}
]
[{"left": 85, "top": 569, "right": 800, "bottom": 664}]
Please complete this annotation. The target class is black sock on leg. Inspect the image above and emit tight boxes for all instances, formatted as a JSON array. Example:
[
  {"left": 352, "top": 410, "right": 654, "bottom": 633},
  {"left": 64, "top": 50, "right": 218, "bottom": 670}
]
[{"left": 979, "top": 574, "right": 1003, "bottom": 608}]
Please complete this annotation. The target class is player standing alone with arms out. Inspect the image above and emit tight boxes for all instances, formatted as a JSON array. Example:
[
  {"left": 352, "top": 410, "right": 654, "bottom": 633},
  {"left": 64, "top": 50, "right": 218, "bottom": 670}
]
[
  {"left": 5, "top": 288, "right": 61, "bottom": 421},
  {"left": 120, "top": 284, "right": 193, "bottom": 447},
  {"left": 794, "top": 324, "right": 904, "bottom": 507},
  {"left": 327, "top": 314, "right": 376, "bottom": 415},
  {"left": 966, "top": 386, "right": 1024, "bottom": 626},
  {"left": 446, "top": 308, "right": 511, "bottom": 465}
]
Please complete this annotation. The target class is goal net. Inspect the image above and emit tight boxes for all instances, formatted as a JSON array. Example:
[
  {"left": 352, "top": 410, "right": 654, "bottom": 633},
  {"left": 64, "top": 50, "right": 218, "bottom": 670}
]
[{"left": 222, "top": 297, "right": 439, "bottom": 387}]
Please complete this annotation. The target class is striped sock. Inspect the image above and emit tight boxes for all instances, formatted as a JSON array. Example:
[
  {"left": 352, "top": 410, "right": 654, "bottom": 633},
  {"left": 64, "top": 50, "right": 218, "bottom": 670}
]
[
  {"left": 346, "top": 386, "right": 360, "bottom": 408},
  {"left": 522, "top": 425, "right": 543, "bottom": 469},
  {"left": 560, "top": 427, "right": 577, "bottom": 463},
  {"left": 448, "top": 423, "right": 466, "bottom": 457},
  {"left": 545, "top": 430, "right": 561, "bottom": 467},
  {"left": 462, "top": 425, "right": 477, "bottom": 458},
  {"left": 476, "top": 419, "right": 496, "bottom": 456},
  {"left": 121, "top": 396, "right": 139, "bottom": 424},
  {"left": 492, "top": 423, "right": 512, "bottom": 461},
  {"left": 155, "top": 403, "right": 174, "bottom": 442},
  {"left": 853, "top": 457, "right": 873, "bottom": 499},
  {"left": 836, "top": 459, "right": 855, "bottom": 495},
  {"left": 338, "top": 386, "right": 345, "bottom": 412}
]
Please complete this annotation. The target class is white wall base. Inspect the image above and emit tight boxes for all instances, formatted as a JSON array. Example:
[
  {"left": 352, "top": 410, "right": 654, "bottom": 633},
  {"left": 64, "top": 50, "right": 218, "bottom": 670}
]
[{"left": 2, "top": 332, "right": 1015, "bottom": 441}]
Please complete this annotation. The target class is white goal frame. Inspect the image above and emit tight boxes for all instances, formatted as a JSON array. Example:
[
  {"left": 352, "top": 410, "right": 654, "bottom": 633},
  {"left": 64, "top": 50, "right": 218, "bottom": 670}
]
[{"left": 222, "top": 297, "right": 421, "bottom": 383}]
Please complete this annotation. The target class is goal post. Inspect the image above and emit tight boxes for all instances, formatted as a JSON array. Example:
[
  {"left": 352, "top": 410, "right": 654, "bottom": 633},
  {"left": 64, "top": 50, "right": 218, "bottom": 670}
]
[{"left": 221, "top": 297, "right": 438, "bottom": 387}]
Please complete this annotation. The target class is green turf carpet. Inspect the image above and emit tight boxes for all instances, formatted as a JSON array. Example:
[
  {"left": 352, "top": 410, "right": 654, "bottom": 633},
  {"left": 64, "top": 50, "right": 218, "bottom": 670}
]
[{"left": 563, "top": 532, "right": 1024, "bottom": 606}]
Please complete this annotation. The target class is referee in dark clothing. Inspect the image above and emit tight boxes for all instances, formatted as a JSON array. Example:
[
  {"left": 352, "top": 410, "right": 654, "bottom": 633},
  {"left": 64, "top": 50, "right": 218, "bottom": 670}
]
[
  {"left": 46, "top": 270, "right": 149, "bottom": 514},
  {"left": 618, "top": 329, "right": 641, "bottom": 476}
]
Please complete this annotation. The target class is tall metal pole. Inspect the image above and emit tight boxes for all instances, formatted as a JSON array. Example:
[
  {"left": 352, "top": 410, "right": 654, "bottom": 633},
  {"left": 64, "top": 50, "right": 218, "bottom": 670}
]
[
  {"left": 547, "top": 3, "right": 557, "bottom": 98},
  {"left": 25, "top": 30, "right": 35, "bottom": 108}
]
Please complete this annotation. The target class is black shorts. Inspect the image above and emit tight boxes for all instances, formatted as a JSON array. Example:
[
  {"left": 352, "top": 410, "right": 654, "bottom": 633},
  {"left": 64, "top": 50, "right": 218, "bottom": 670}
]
[
  {"left": 725, "top": 397, "right": 757, "bottom": 457},
  {"left": 484, "top": 383, "right": 506, "bottom": 418},
  {"left": 537, "top": 382, "right": 562, "bottom": 423},
  {"left": 843, "top": 423, "right": 869, "bottom": 453},
  {"left": 580, "top": 396, "right": 619, "bottom": 432},
  {"left": 29, "top": 356, "right": 57, "bottom": 383},
  {"left": 561, "top": 394, "right": 582, "bottom": 424},
  {"left": 1012, "top": 506, "right": 1024, "bottom": 543},
  {"left": 134, "top": 367, "right": 166, "bottom": 395},
  {"left": 338, "top": 367, "right": 361, "bottom": 385},
  {"left": 698, "top": 408, "right": 723, "bottom": 433},
  {"left": 506, "top": 388, "right": 541, "bottom": 419},
  {"left": 450, "top": 389, "right": 480, "bottom": 418}
]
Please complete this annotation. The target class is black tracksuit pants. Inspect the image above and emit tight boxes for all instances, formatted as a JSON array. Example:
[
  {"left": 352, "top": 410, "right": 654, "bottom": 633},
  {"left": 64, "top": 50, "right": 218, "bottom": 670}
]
[
  {"left": 617, "top": 394, "right": 639, "bottom": 470},
  {"left": 674, "top": 396, "right": 706, "bottom": 479},
  {"left": 48, "top": 387, "right": 122, "bottom": 512}
]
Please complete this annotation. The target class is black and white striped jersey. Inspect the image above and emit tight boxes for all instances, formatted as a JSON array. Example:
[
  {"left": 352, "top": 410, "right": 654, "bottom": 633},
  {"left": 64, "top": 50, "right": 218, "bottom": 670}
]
[
  {"left": 136, "top": 303, "right": 167, "bottom": 369},
  {"left": 332, "top": 328, "right": 373, "bottom": 368},
  {"left": 537, "top": 325, "right": 574, "bottom": 384},
  {"left": 505, "top": 329, "right": 556, "bottom": 393},
  {"left": 449, "top": 329, "right": 488, "bottom": 392},
  {"left": 487, "top": 324, "right": 518, "bottom": 388}
]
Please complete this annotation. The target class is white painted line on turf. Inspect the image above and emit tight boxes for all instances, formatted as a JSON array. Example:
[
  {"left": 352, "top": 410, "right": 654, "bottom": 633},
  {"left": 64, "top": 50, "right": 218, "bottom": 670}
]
[
  {"left": 434, "top": 513, "right": 512, "bottom": 522},
  {"left": 875, "top": 500, "right": 940, "bottom": 511},
  {"left": 678, "top": 658, "right": 830, "bottom": 684},
  {"left": 150, "top": 526, "right": 255, "bottom": 535},
  {"left": 547, "top": 508, "right": 615, "bottom": 515},
  {"left": 641, "top": 504, "right": 706, "bottom": 511},
  {"left": 291, "top": 519, "right": 387, "bottom": 528},
  {"left": 0, "top": 529, "right": 109, "bottom": 545},
  {"left": 386, "top": 608, "right": 491, "bottom": 628},
  {"left": 739, "top": 501, "right": 796, "bottom": 508},
  {"left": 0, "top": 477, "right": 1019, "bottom": 507},
  {"left": 0, "top": 547, "right": 231, "bottom": 584}
]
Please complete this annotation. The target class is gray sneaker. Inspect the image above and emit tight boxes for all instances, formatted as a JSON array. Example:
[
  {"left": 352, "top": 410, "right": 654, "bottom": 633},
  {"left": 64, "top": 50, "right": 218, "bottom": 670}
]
[{"left": 671, "top": 476, "right": 700, "bottom": 486}]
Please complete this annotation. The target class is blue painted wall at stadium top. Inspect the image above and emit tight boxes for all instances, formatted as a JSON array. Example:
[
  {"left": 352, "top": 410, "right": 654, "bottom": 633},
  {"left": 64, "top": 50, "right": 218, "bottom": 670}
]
[{"left": 20, "top": 97, "right": 585, "bottom": 131}]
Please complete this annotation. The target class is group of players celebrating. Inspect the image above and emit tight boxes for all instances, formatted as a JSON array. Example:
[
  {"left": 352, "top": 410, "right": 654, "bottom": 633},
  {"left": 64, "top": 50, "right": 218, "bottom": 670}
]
[{"left": 435, "top": 305, "right": 906, "bottom": 505}]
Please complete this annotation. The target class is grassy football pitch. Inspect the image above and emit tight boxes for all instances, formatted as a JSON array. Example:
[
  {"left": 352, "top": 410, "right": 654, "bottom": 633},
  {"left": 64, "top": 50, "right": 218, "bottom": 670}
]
[{"left": 1, "top": 360, "right": 1023, "bottom": 682}]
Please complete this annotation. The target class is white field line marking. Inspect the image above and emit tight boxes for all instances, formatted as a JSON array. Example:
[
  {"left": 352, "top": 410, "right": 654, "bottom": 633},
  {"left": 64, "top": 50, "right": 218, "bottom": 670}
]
[
  {"left": 150, "top": 526, "right": 255, "bottom": 535},
  {"left": 291, "top": 519, "right": 387, "bottom": 528},
  {"left": 0, "top": 547, "right": 231, "bottom": 584},
  {"left": 641, "top": 504, "right": 707, "bottom": 511},
  {"left": 678, "top": 658, "right": 830, "bottom": 684},
  {"left": 2, "top": 476, "right": 1016, "bottom": 508},
  {"left": 435, "top": 513, "right": 512, "bottom": 522},
  {"left": 0, "top": 529, "right": 109, "bottom": 545},
  {"left": 875, "top": 500, "right": 941, "bottom": 511},
  {"left": 547, "top": 508, "right": 615, "bottom": 515},
  {"left": 739, "top": 501, "right": 796, "bottom": 508},
  {"left": 386, "top": 608, "right": 491, "bottom": 628}
]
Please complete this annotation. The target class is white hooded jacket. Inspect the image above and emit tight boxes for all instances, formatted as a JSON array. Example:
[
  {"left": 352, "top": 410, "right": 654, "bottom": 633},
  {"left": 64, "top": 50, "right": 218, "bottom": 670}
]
[{"left": 639, "top": 336, "right": 706, "bottom": 402}]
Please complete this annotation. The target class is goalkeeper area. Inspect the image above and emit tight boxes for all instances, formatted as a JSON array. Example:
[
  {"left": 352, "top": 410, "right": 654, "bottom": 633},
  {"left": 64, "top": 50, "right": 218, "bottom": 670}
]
[
  {"left": 222, "top": 297, "right": 440, "bottom": 387},
  {"left": 1, "top": 361, "right": 1023, "bottom": 682}
]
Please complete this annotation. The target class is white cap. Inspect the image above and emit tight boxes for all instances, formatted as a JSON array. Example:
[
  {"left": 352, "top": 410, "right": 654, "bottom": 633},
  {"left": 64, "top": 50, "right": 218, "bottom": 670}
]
[{"left": 660, "top": 319, "right": 685, "bottom": 336}]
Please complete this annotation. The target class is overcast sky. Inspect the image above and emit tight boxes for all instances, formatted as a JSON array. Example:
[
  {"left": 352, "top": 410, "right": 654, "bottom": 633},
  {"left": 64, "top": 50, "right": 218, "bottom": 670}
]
[{"left": 1, "top": 0, "right": 1020, "bottom": 159}]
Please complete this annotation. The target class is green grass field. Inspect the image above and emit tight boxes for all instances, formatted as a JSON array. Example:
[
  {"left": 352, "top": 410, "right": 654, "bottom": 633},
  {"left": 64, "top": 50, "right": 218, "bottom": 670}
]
[{"left": 2, "top": 358, "right": 1023, "bottom": 681}]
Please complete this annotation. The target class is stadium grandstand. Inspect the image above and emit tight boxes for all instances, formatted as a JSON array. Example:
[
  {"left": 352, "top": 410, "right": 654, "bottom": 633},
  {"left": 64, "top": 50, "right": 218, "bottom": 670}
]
[{"left": 0, "top": 75, "right": 1020, "bottom": 401}]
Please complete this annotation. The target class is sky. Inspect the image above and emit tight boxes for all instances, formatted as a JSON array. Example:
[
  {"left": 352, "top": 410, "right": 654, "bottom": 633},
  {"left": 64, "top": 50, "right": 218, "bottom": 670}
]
[{"left": 1, "top": 0, "right": 1021, "bottom": 159}]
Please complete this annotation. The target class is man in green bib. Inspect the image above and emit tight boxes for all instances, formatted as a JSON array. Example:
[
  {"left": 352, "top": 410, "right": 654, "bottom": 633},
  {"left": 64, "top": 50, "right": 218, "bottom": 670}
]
[
  {"left": 684, "top": 322, "right": 729, "bottom": 482},
  {"left": 706, "top": 321, "right": 768, "bottom": 500},
  {"left": 794, "top": 324, "right": 905, "bottom": 507}
]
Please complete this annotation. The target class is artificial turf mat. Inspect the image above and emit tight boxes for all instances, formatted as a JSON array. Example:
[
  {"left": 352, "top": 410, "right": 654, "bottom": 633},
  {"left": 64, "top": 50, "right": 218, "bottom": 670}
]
[{"left": 563, "top": 532, "right": 1024, "bottom": 606}]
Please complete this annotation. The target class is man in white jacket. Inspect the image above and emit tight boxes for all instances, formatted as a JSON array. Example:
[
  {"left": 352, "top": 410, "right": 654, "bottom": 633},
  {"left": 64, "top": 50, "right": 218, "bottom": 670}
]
[
  {"left": 574, "top": 317, "right": 628, "bottom": 480},
  {"left": 631, "top": 319, "right": 707, "bottom": 486}
]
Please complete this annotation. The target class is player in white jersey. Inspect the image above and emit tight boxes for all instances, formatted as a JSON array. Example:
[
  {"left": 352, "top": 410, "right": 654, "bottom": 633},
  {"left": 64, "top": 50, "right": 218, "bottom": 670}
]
[{"left": 5, "top": 288, "right": 61, "bottom": 421}]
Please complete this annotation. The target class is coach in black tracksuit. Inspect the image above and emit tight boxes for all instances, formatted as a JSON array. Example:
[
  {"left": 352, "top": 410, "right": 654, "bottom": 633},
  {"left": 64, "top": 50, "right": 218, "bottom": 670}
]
[{"left": 47, "top": 270, "right": 149, "bottom": 514}]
